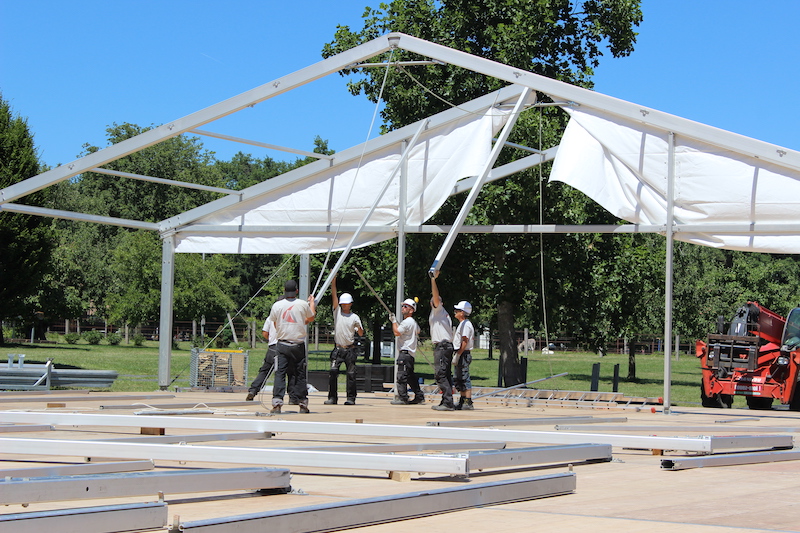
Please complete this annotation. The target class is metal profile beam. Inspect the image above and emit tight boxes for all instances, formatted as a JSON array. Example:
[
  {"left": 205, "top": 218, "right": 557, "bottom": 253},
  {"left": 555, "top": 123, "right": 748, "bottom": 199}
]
[
  {"left": 0, "top": 412, "right": 791, "bottom": 453},
  {"left": 190, "top": 129, "right": 334, "bottom": 160},
  {"left": 427, "top": 417, "right": 625, "bottom": 427},
  {"left": 0, "top": 467, "right": 290, "bottom": 505},
  {"left": 0, "top": 203, "right": 160, "bottom": 231},
  {"left": 98, "top": 432, "right": 272, "bottom": 443},
  {"left": 0, "top": 437, "right": 468, "bottom": 475},
  {"left": 1, "top": 501, "right": 167, "bottom": 533},
  {"left": 662, "top": 449, "right": 800, "bottom": 470},
  {"left": 466, "top": 444, "right": 611, "bottom": 471},
  {"left": 555, "top": 424, "right": 800, "bottom": 433},
  {"left": 0, "top": 424, "right": 52, "bottom": 433},
  {"left": 90, "top": 167, "right": 240, "bottom": 195},
  {"left": 299, "top": 442, "right": 506, "bottom": 452},
  {"left": 0, "top": 460, "right": 154, "bottom": 478},
  {"left": 172, "top": 473, "right": 576, "bottom": 532}
]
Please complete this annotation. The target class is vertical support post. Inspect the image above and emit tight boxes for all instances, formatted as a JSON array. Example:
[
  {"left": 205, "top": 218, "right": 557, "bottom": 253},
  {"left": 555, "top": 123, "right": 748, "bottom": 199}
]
[
  {"left": 300, "top": 253, "right": 311, "bottom": 384},
  {"left": 663, "top": 132, "right": 676, "bottom": 414},
  {"left": 158, "top": 233, "right": 176, "bottom": 390},
  {"left": 394, "top": 140, "right": 409, "bottom": 395},
  {"left": 612, "top": 364, "right": 620, "bottom": 392}
]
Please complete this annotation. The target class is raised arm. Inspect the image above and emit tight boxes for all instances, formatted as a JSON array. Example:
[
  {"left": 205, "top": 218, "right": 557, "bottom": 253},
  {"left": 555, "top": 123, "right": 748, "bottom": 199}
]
[
  {"left": 331, "top": 274, "right": 339, "bottom": 310},
  {"left": 430, "top": 270, "right": 442, "bottom": 308}
]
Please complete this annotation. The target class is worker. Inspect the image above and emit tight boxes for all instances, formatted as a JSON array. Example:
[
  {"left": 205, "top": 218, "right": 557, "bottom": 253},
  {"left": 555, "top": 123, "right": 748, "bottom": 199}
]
[
  {"left": 389, "top": 298, "right": 425, "bottom": 405},
  {"left": 245, "top": 317, "right": 278, "bottom": 401},
  {"left": 453, "top": 300, "right": 475, "bottom": 410},
  {"left": 325, "top": 275, "right": 364, "bottom": 405},
  {"left": 429, "top": 272, "right": 456, "bottom": 411},
  {"left": 268, "top": 279, "right": 316, "bottom": 414}
]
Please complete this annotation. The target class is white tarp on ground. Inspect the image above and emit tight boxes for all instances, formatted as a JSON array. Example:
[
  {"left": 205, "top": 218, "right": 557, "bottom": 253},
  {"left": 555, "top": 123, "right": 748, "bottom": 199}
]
[
  {"left": 174, "top": 107, "right": 511, "bottom": 254},
  {"left": 549, "top": 108, "right": 800, "bottom": 253}
]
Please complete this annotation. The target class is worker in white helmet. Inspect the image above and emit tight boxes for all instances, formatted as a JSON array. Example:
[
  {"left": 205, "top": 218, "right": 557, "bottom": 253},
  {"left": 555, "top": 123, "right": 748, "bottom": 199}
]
[
  {"left": 325, "top": 275, "right": 364, "bottom": 405},
  {"left": 389, "top": 297, "right": 425, "bottom": 405},
  {"left": 453, "top": 300, "right": 475, "bottom": 410}
]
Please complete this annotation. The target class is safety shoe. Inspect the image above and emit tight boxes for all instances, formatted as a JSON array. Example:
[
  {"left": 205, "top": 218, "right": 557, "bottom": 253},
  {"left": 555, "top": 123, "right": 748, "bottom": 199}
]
[
  {"left": 299, "top": 406, "right": 310, "bottom": 414},
  {"left": 245, "top": 393, "right": 256, "bottom": 401},
  {"left": 432, "top": 404, "right": 455, "bottom": 411},
  {"left": 270, "top": 405, "right": 282, "bottom": 414},
  {"left": 344, "top": 399, "right": 355, "bottom": 405},
  {"left": 324, "top": 399, "right": 337, "bottom": 405},
  {"left": 390, "top": 399, "right": 409, "bottom": 405},
  {"left": 461, "top": 400, "right": 474, "bottom": 410},
  {"left": 410, "top": 395, "right": 426, "bottom": 404}
]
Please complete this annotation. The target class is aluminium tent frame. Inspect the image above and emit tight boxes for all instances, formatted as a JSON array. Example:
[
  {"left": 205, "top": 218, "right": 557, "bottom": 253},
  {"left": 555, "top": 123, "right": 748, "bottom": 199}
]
[{"left": 3, "top": 33, "right": 799, "bottom": 412}]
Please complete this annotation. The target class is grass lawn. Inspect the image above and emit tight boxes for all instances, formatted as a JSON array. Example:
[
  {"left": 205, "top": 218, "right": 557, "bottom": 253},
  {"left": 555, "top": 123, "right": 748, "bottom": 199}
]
[{"left": 1, "top": 337, "right": 710, "bottom": 407}]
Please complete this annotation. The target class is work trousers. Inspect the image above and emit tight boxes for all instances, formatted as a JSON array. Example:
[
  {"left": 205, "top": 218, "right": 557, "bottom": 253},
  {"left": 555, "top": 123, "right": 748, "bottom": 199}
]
[
  {"left": 248, "top": 345, "right": 278, "bottom": 395},
  {"left": 272, "top": 342, "right": 308, "bottom": 408},
  {"left": 396, "top": 350, "right": 423, "bottom": 402},
  {"left": 328, "top": 346, "right": 358, "bottom": 402},
  {"left": 454, "top": 350, "right": 472, "bottom": 393},
  {"left": 433, "top": 341, "right": 455, "bottom": 407}
]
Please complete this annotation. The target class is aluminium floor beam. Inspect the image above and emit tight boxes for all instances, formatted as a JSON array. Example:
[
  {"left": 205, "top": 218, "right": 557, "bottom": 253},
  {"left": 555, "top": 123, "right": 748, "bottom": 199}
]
[
  {"left": 0, "top": 467, "right": 290, "bottom": 505},
  {"left": 466, "top": 444, "right": 612, "bottom": 471},
  {"left": 0, "top": 437, "right": 469, "bottom": 476},
  {"left": 0, "top": 501, "right": 168, "bottom": 533},
  {"left": 661, "top": 449, "right": 800, "bottom": 470},
  {"left": 0, "top": 424, "right": 52, "bottom": 433},
  {"left": 0, "top": 411, "right": 792, "bottom": 453},
  {"left": 427, "top": 416, "right": 626, "bottom": 427},
  {"left": 97, "top": 432, "right": 272, "bottom": 444},
  {"left": 171, "top": 473, "right": 575, "bottom": 533},
  {"left": 0, "top": 460, "right": 154, "bottom": 478}
]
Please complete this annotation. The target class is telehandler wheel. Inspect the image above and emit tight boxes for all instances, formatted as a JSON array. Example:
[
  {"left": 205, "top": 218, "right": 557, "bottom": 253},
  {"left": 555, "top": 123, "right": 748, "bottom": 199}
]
[
  {"left": 720, "top": 394, "right": 733, "bottom": 408},
  {"left": 789, "top": 384, "right": 800, "bottom": 411},
  {"left": 745, "top": 396, "right": 773, "bottom": 410},
  {"left": 700, "top": 383, "right": 727, "bottom": 408}
]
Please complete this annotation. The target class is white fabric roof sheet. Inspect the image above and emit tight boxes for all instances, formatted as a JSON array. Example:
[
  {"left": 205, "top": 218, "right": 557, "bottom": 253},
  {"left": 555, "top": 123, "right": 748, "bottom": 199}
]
[
  {"left": 550, "top": 108, "right": 800, "bottom": 253},
  {"left": 174, "top": 107, "right": 511, "bottom": 254}
]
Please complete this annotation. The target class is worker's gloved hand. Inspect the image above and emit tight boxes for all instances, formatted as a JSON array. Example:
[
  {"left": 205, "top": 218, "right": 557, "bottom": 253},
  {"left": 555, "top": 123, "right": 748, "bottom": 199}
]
[
  {"left": 452, "top": 354, "right": 459, "bottom": 365},
  {"left": 388, "top": 312, "right": 397, "bottom": 324}
]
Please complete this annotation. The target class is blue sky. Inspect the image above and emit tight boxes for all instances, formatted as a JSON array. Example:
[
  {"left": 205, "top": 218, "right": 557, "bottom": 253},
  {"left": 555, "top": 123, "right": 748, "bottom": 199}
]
[{"left": 2, "top": 0, "right": 798, "bottom": 170}]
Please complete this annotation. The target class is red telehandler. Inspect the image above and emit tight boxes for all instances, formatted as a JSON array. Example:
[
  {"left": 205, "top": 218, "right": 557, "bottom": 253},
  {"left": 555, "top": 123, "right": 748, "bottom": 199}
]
[{"left": 696, "top": 301, "right": 800, "bottom": 410}]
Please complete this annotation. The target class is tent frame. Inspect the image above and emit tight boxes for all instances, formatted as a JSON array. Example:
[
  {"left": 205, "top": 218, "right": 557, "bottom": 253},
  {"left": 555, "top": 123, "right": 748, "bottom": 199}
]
[{"left": 3, "top": 34, "right": 800, "bottom": 412}]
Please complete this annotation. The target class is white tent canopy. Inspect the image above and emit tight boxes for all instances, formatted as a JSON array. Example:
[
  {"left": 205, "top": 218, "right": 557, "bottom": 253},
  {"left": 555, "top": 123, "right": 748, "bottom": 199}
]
[
  {"left": 551, "top": 107, "right": 800, "bottom": 253},
  {"left": 2, "top": 33, "right": 799, "bottom": 409}
]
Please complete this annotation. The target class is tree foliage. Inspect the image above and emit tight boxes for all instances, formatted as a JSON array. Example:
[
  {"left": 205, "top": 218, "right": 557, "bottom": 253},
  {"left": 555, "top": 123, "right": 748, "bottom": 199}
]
[{"left": 0, "top": 93, "right": 54, "bottom": 343}]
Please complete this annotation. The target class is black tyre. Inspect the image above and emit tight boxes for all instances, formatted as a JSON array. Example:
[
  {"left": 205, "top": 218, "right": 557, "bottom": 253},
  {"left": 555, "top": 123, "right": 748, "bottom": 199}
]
[
  {"left": 745, "top": 396, "right": 773, "bottom": 410},
  {"left": 720, "top": 394, "right": 733, "bottom": 408},
  {"left": 700, "top": 383, "right": 724, "bottom": 408},
  {"left": 789, "top": 383, "right": 800, "bottom": 411}
]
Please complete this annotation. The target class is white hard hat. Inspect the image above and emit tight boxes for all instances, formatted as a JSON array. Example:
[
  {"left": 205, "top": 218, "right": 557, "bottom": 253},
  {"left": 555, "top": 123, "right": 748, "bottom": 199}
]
[
  {"left": 454, "top": 301, "right": 472, "bottom": 316},
  {"left": 402, "top": 298, "right": 417, "bottom": 311},
  {"left": 339, "top": 293, "right": 353, "bottom": 305}
]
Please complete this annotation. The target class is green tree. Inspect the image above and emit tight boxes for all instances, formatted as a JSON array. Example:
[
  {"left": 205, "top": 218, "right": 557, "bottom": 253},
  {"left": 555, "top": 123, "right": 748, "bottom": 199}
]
[
  {"left": 0, "top": 93, "right": 54, "bottom": 343},
  {"left": 324, "top": 0, "right": 643, "bottom": 384}
]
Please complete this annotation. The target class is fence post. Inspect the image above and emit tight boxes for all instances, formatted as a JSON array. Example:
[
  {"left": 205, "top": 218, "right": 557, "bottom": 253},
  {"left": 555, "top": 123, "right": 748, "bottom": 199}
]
[
  {"left": 612, "top": 363, "right": 619, "bottom": 392},
  {"left": 590, "top": 363, "right": 601, "bottom": 392}
]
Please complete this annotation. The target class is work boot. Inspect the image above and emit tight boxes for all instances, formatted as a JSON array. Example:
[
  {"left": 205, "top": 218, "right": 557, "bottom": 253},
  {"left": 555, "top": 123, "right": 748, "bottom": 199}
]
[
  {"left": 461, "top": 399, "right": 474, "bottom": 410},
  {"left": 432, "top": 403, "right": 454, "bottom": 411},
  {"left": 299, "top": 405, "right": 310, "bottom": 414},
  {"left": 270, "top": 405, "right": 282, "bottom": 414},
  {"left": 344, "top": 399, "right": 355, "bottom": 405},
  {"left": 324, "top": 399, "right": 337, "bottom": 405},
  {"left": 245, "top": 393, "right": 256, "bottom": 401},
  {"left": 455, "top": 397, "right": 465, "bottom": 410},
  {"left": 410, "top": 394, "right": 426, "bottom": 404},
  {"left": 390, "top": 399, "right": 409, "bottom": 405}
]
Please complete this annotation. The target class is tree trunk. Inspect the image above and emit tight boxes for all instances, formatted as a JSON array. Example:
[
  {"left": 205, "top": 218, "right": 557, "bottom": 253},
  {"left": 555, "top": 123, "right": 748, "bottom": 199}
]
[
  {"left": 627, "top": 337, "right": 637, "bottom": 380},
  {"left": 497, "top": 300, "right": 523, "bottom": 387}
]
